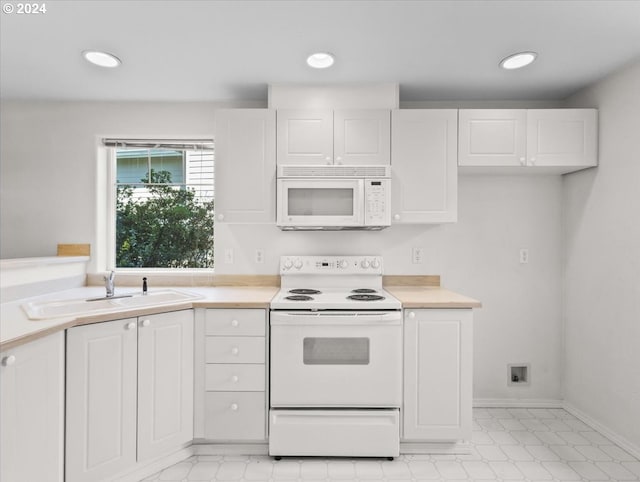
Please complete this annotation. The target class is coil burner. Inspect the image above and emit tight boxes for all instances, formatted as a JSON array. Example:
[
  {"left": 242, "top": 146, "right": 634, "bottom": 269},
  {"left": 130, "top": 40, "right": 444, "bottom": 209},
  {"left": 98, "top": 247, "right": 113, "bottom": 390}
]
[
  {"left": 284, "top": 295, "right": 314, "bottom": 301},
  {"left": 288, "top": 289, "right": 322, "bottom": 295},
  {"left": 347, "top": 294, "right": 385, "bottom": 302}
]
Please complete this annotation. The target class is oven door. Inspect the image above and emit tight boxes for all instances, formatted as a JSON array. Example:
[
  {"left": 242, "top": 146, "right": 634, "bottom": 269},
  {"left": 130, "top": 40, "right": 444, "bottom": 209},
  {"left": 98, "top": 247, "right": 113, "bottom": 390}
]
[
  {"left": 270, "top": 311, "right": 402, "bottom": 407},
  {"left": 276, "top": 178, "right": 364, "bottom": 228}
]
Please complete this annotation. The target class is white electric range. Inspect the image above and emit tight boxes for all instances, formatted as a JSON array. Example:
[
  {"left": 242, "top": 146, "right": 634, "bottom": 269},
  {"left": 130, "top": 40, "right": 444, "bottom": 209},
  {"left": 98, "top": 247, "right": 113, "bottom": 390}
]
[{"left": 269, "top": 256, "right": 402, "bottom": 459}]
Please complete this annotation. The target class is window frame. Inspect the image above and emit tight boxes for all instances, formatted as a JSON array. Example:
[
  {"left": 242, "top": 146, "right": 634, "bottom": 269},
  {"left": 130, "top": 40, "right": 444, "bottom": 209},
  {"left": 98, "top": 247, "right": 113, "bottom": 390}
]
[{"left": 105, "top": 141, "right": 215, "bottom": 272}]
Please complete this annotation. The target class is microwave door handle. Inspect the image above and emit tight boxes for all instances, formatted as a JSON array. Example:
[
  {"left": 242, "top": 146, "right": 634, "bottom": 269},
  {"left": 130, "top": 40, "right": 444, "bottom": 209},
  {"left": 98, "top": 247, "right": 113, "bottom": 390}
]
[{"left": 355, "top": 179, "right": 365, "bottom": 225}]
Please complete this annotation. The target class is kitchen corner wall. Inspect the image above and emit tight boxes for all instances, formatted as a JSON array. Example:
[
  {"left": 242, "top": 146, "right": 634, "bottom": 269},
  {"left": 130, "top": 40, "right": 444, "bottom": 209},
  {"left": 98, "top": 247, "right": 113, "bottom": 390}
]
[
  {"left": 563, "top": 59, "right": 640, "bottom": 453},
  {"left": 1, "top": 99, "right": 562, "bottom": 404}
]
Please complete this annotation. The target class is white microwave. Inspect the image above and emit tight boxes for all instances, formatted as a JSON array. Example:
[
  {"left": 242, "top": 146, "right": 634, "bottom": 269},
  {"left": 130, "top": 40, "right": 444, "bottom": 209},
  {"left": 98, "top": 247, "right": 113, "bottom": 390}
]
[{"left": 276, "top": 165, "right": 391, "bottom": 230}]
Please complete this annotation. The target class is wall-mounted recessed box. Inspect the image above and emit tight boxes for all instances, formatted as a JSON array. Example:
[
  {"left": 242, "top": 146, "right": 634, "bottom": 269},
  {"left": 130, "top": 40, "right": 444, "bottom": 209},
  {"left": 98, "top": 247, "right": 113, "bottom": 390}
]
[{"left": 508, "top": 363, "right": 530, "bottom": 386}]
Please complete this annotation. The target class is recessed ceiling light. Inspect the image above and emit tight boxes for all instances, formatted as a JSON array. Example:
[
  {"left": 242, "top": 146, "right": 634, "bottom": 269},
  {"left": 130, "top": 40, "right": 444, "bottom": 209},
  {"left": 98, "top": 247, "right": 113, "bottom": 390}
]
[
  {"left": 307, "top": 52, "right": 335, "bottom": 69},
  {"left": 82, "top": 50, "right": 121, "bottom": 68},
  {"left": 500, "top": 51, "right": 537, "bottom": 70}
]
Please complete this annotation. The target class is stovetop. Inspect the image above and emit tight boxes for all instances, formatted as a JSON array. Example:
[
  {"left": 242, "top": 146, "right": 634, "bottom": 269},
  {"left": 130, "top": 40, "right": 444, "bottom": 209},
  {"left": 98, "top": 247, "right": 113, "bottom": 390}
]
[
  {"left": 271, "top": 287, "right": 401, "bottom": 310},
  {"left": 271, "top": 256, "right": 401, "bottom": 311}
]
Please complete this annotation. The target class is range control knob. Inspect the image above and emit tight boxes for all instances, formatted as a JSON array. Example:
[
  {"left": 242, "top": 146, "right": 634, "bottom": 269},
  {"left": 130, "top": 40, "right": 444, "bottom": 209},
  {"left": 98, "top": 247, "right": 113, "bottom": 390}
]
[
  {"left": 370, "top": 258, "right": 381, "bottom": 269},
  {"left": 361, "top": 259, "right": 371, "bottom": 269},
  {"left": 339, "top": 259, "right": 349, "bottom": 269},
  {"left": 294, "top": 259, "right": 303, "bottom": 270},
  {"left": 283, "top": 259, "right": 293, "bottom": 270}
]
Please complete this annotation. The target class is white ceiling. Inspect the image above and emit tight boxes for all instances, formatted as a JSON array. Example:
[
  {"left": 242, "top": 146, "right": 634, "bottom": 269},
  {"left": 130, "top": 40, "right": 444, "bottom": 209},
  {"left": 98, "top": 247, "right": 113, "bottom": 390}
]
[{"left": 2, "top": 0, "right": 640, "bottom": 102}]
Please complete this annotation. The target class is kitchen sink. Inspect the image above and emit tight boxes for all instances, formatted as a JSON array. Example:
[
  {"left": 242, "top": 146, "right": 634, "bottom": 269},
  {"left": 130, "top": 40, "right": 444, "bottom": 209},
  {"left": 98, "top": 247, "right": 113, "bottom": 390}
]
[{"left": 22, "top": 289, "right": 202, "bottom": 320}]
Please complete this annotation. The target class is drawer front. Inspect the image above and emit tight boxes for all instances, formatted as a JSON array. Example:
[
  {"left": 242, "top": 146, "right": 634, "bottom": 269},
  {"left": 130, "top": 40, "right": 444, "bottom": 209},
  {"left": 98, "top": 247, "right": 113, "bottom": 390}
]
[
  {"left": 204, "top": 392, "right": 266, "bottom": 441},
  {"left": 205, "top": 309, "right": 265, "bottom": 336},
  {"left": 205, "top": 337, "right": 265, "bottom": 364},
  {"left": 205, "top": 364, "right": 265, "bottom": 392}
]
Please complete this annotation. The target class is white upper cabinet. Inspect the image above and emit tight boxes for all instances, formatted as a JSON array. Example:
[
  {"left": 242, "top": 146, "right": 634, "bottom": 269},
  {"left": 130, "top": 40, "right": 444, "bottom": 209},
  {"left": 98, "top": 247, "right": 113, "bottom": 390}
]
[
  {"left": 277, "top": 109, "right": 390, "bottom": 165},
  {"left": 526, "top": 109, "right": 598, "bottom": 168},
  {"left": 1, "top": 332, "right": 65, "bottom": 482},
  {"left": 458, "top": 109, "right": 527, "bottom": 166},
  {"left": 391, "top": 109, "right": 458, "bottom": 223},
  {"left": 458, "top": 108, "right": 598, "bottom": 173},
  {"left": 214, "top": 109, "right": 276, "bottom": 223}
]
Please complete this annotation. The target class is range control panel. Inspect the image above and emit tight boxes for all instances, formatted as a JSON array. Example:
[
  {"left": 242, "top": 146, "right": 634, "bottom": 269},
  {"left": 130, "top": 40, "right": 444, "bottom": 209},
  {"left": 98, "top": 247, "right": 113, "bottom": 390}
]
[{"left": 280, "top": 256, "right": 383, "bottom": 275}]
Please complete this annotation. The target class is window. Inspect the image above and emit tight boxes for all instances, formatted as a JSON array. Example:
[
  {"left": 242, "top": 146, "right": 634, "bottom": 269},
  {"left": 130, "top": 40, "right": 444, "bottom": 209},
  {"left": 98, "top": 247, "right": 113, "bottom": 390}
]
[{"left": 105, "top": 139, "right": 214, "bottom": 269}]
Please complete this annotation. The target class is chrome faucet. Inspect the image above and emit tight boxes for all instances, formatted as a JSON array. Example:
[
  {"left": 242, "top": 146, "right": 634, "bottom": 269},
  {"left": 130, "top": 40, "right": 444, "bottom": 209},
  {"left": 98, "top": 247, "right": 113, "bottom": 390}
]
[{"left": 104, "top": 271, "right": 115, "bottom": 298}]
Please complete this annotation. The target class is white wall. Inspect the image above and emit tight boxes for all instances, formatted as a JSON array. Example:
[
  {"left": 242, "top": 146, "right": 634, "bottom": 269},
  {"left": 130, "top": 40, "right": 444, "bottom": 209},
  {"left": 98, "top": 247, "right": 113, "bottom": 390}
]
[
  {"left": 1, "top": 100, "right": 564, "bottom": 402},
  {"left": 563, "top": 60, "right": 640, "bottom": 452}
]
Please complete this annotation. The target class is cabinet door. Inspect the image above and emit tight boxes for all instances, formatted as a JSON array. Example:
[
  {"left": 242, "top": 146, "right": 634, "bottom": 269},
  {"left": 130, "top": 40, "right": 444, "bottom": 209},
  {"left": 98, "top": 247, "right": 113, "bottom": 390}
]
[
  {"left": 137, "top": 310, "right": 194, "bottom": 461},
  {"left": 391, "top": 109, "right": 458, "bottom": 223},
  {"left": 1, "top": 332, "right": 64, "bottom": 482},
  {"left": 334, "top": 109, "right": 390, "bottom": 165},
  {"left": 277, "top": 109, "right": 333, "bottom": 164},
  {"left": 403, "top": 309, "right": 472, "bottom": 441},
  {"left": 214, "top": 109, "right": 276, "bottom": 223},
  {"left": 458, "top": 109, "right": 527, "bottom": 166},
  {"left": 526, "top": 109, "right": 597, "bottom": 167},
  {"left": 66, "top": 319, "right": 138, "bottom": 482}
]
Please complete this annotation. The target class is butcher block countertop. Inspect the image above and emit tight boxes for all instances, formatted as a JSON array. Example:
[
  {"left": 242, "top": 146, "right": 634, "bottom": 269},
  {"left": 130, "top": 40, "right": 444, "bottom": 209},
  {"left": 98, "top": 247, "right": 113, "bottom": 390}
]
[
  {"left": 385, "top": 286, "right": 482, "bottom": 309},
  {"left": 1, "top": 275, "right": 481, "bottom": 351}
]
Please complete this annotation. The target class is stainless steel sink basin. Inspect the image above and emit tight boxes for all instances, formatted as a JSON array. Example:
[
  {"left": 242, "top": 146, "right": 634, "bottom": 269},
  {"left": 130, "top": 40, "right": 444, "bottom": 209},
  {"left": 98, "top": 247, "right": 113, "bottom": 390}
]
[{"left": 22, "top": 289, "right": 202, "bottom": 320}]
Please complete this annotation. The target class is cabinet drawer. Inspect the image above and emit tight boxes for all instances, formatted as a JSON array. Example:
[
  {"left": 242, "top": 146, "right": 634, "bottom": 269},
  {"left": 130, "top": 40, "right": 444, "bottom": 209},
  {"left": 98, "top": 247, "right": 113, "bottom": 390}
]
[
  {"left": 204, "top": 392, "right": 266, "bottom": 441},
  {"left": 205, "top": 364, "right": 265, "bottom": 392},
  {"left": 205, "top": 309, "right": 265, "bottom": 336},
  {"left": 205, "top": 337, "right": 265, "bottom": 364}
]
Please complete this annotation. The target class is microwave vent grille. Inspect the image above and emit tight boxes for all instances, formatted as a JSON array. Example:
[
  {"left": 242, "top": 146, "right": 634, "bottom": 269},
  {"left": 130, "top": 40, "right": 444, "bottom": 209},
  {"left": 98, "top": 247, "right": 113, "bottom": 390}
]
[{"left": 278, "top": 165, "right": 390, "bottom": 178}]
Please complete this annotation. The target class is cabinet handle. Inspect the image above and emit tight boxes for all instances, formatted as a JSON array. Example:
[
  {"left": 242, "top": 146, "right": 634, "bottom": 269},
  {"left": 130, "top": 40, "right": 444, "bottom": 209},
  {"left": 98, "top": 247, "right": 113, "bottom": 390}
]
[
  {"left": 1, "top": 355, "right": 16, "bottom": 367},
  {"left": 336, "top": 156, "right": 342, "bottom": 165},
  {"left": 231, "top": 347, "right": 239, "bottom": 355},
  {"left": 408, "top": 311, "right": 416, "bottom": 319},
  {"left": 231, "top": 375, "right": 239, "bottom": 383},
  {"left": 231, "top": 319, "right": 239, "bottom": 327},
  {"left": 393, "top": 214, "right": 400, "bottom": 221},
  {"left": 125, "top": 322, "right": 136, "bottom": 330},
  {"left": 140, "top": 319, "right": 151, "bottom": 328},
  {"left": 325, "top": 156, "right": 331, "bottom": 162},
  {"left": 519, "top": 157, "right": 526, "bottom": 166},
  {"left": 217, "top": 213, "right": 224, "bottom": 221},
  {"left": 530, "top": 157, "right": 536, "bottom": 165},
  {"left": 230, "top": 403, "right": 239, "bottom": 411}
]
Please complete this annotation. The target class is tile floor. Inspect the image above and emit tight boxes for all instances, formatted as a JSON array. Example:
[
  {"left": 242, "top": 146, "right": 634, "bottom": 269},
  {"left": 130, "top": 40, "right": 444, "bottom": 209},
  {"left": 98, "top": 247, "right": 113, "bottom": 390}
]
[{"left": 143, "top": 408, "right": 640, "bottom": 481}]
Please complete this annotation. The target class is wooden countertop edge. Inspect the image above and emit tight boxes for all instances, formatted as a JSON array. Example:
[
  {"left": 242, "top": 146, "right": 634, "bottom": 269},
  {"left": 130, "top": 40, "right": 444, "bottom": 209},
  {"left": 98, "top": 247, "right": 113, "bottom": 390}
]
[{"left": 401, "top": 301, "right": 483, "bottom": 309}]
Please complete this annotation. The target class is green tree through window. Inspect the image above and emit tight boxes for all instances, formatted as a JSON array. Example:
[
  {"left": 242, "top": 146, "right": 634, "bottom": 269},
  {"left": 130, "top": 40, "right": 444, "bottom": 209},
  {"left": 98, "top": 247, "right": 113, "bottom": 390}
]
[{"left": 116, "top": 169, "right": 214, "bottom": 268}]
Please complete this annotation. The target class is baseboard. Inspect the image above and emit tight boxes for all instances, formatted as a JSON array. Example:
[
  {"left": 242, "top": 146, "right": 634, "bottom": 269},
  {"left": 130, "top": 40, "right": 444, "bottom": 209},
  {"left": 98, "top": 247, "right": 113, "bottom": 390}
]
[
  {"left": 192, "top": 442, "right": 269, "bottom": 455},
  {"left": 473, "top": 398, "right": 564, "bottom": 408},
  {"left": 563, "top": 401, "right": 640, "bottom": 460},
  {"left": 400, "top": 441, "right": 471, "bottom": 455},
  {"left": 112, "top": 445, "right": 194, "bottom": 482}
]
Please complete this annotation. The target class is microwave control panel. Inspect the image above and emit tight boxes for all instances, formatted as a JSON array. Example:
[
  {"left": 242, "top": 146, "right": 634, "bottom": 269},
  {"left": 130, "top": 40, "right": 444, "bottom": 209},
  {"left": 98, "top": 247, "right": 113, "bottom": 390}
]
[{"left": 364, "top": 179, "right": 390, "bottom": 225}]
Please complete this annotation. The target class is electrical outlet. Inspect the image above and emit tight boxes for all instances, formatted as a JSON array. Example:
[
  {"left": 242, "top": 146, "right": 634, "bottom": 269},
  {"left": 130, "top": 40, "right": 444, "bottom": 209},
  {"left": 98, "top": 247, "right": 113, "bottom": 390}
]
[
  {"left": 224, "top": 248, "right": 234, "bottom": 264},
  {"left": 255, "top": 249, "right": 264, "bottom": 264},
  {"left": 412, "top": 247, "right": 424, "bottom": 264},
  {"left": 519, "top": 248, "right": 529, "bottom": 264}
]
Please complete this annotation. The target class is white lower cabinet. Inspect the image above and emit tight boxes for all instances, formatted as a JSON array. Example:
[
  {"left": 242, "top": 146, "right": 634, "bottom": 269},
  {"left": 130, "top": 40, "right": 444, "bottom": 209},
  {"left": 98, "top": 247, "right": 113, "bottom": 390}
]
[
  {"left": 66, "top": 310, "right": 193, "bottom": 482},
  {"left": 403, "top": 309, "right": 473, "bottom": 441},
  {"left": 201, "top": 309, "right": 267, "bottom": 442},
  {"left": 0, "top": 332, "right": 64, "bottom": 482}
]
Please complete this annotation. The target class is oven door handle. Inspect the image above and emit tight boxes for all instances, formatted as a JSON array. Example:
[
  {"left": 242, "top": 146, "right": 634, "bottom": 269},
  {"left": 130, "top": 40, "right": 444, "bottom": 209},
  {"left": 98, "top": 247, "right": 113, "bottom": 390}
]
[{"left": 270, "top": 312, "right": 402, "bottom": 326}]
